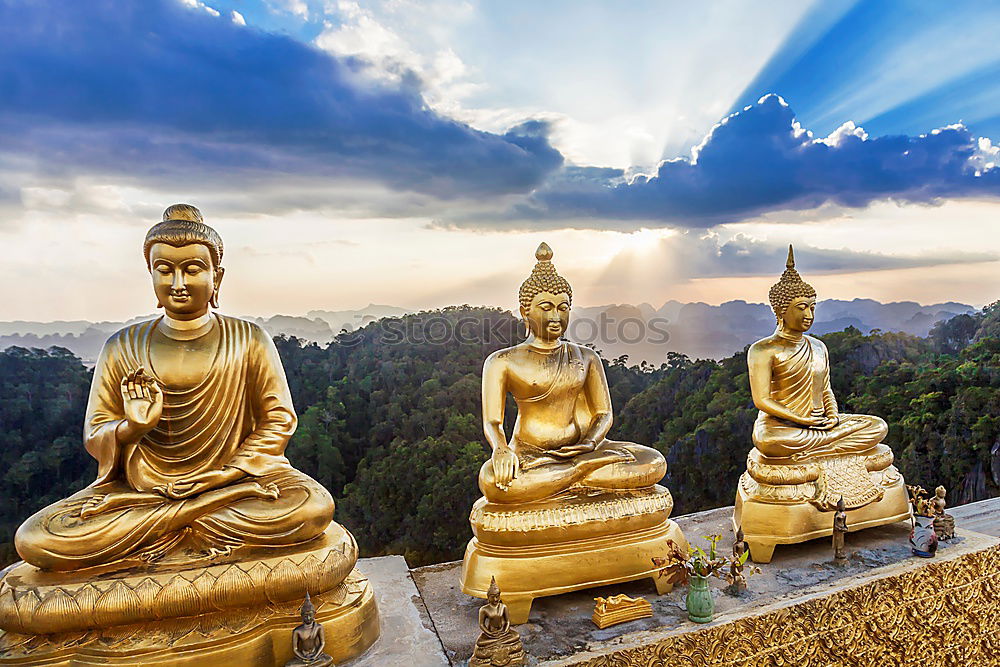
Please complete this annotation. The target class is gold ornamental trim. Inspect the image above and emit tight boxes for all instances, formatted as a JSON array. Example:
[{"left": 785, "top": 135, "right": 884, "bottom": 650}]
[
  {"left": 563, "top": 544, "right": 1000, "bottom": 666},
  {"left": 0, "top": 527, "right": 355, "bottom": 635},
  {"left": 0, "top": 570, "right": 377, "bottom": 665},
  {"left": 472, "top": 490, "right": 673, "bottom": 533}
]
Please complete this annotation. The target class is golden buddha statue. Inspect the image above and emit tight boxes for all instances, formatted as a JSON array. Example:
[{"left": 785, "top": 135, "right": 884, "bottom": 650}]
[
  {"left": 733, "top": 246, "right": 910, "bottom": 563},
  {"left": 0, "top": 205, "right": 378, "bottom": 666},
  {"left": 460, "top": 243, "right": 687, "bottom": 623}
]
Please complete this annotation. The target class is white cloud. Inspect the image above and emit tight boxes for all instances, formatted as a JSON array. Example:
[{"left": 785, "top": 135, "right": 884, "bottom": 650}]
[
  {"left": 314, "top": 0, "right": 482, "bottom": 116},
  {"left": 972, "top": 136, "right": 999, "bottom": 175},
  {"left": 231, "top": 10, "right": 246, "bottom": 26},
  {"left": 818, "top": 120, "right": 868, "bottom": 147},
  {"left": 269, "top": 0, "right": 309, "bottom": 19},
  {"left": 179, "top": 0, "right": 220, "bottom": 18}
]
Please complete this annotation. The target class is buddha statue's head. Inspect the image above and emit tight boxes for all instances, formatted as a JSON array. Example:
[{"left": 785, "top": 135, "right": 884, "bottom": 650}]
[
  {"left": 143, "top": 204, "right": 225, "bottom": 320},
  {"left": 487, "top": 576, "right": 502, "bottom": 605},
  {"left": 935, "top": 485, "right": 946, "bottom": 499},
  {"left": 300, "top": 591, "right": 316, "bottom": 624},
  {"left": 518, "top": 242, "right": 572, "bottom": 342},
  {"left": 769, "top": 245, "right": 816, "bottom": 333}
]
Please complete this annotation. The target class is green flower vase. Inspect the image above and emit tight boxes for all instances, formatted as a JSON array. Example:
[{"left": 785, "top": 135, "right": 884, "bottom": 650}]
[{"left": 686, "top": 574, "right": 714, "bottom": 623}]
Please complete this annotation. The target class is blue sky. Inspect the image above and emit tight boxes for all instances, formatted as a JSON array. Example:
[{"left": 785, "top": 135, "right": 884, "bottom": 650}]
[{"left": 0, "top": 0, "right": 998, "bottom": 320}]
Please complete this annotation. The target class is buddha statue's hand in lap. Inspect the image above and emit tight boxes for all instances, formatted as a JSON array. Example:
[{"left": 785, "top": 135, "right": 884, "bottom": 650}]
[
  {"left": 747, "top": 246, "right": 888, "bottom": 464},
  {"left": 14, "top": 204, "right": 334, "bottom": 571},
  {"left": 478, "top": 243, "right": 665, "bottom": 504}
]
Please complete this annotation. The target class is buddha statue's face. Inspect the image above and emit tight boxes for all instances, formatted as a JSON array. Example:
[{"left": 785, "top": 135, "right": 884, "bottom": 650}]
[
  {"left": 521, "top": 291, "right": 570, "bottom": 342},
  {"left": 302, "top": 608, "right": 315, "bottom": 624},
  {"left": 780, "top": 296, "right": 815, "bottom": 333},
  {"left": 149, "top": 242, "right": 224, "bottom": 319}
]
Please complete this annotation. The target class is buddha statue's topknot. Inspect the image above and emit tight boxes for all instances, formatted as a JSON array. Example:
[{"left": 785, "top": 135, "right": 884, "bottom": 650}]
[
  {"left": 768, "top": 245, "right": 816, "bottom": 321},
  {"left": 300, "top": 591, "right": 315, "bottom": 616},
  {"left": 518, "top": 242, "right": 573, "bottom": 310},
  {"left": 143, "top": 204, "right": 224, "bottom": 269}
]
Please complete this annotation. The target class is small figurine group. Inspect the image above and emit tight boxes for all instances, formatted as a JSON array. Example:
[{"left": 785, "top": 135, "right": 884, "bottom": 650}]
[{"left": 907, "top": 485, "right": 956, "bottom": 558}]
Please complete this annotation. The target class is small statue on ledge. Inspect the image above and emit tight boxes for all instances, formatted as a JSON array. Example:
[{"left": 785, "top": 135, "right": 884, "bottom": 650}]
[
  {"left": 726, "top": 528, "right": 750, "bottom": 594},
  {"left": 592, "top": 594, "right": 653, "bottom": 628},
  {"left": 932, "top": 485, "right": 956, "bottom": 541},
  {"left": 833, "top": 497, "right": 848, "bottom": 561},
  {"left": 285, "top": 592, "right": 333, "bottom": 667},
  {"left": 470, "top": 578, "right": 526, "bottom": 667}
]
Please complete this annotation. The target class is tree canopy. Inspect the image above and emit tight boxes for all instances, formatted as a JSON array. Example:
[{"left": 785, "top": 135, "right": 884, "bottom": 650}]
[{"left": 1, "top": 303, "right": 997, "bottom": 568}]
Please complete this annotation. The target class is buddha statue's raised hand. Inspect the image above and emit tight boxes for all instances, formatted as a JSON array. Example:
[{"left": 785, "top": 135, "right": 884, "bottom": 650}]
[{"left": 118, "top": 367, "right": 163, "bottom": 442}]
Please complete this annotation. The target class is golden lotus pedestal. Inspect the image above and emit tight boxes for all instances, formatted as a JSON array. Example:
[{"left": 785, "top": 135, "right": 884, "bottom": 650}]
[
  {"left": 0, "top": 525, "right": 379, "bottom": 666},
  {"left": 461, "top": 485, "right": 687, "bottom": 624},
  {"left": 733, "top": 445, "right": 912, "bottom": 563}
]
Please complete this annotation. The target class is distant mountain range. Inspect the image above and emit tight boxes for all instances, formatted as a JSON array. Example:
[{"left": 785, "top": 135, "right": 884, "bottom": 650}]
[{"left": 0, "top": 299, "right": 976, "bottom": 365}]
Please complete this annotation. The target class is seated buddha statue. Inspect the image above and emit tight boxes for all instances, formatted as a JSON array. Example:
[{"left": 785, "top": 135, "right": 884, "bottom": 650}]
[
  {"left": 285, "top": 593, "right": 334, "bottom": 667},
  {"left": 461, "top": 243, "right": 687, "bottom": 624},
  {"left": 0, "top": 205, "right": 378, "bottom": 665},
  {"left": 733, "top": 246, "right": 909, "bottom": 563},
  {"left": 469, "top": 577, "right": 526, "bottom": 667}
]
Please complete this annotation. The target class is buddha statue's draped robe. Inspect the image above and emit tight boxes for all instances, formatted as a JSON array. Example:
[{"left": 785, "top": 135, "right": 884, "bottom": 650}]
[
  {"left": 15, "top": 315, "right": 334, "bottom": 571},
  {"left": 477, "top": 341, "right": 666, "bottom": 503},
  {"left": 752, "top": 334, "right": 887, "bottom": 460}
]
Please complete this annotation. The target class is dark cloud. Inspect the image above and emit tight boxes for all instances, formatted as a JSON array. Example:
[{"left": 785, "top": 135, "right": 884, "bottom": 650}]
[
  {"left": 2, "top": 3, "right": 996, "bottom": 228},
  {"left": 483, "top": 94, "right": 1000, "bottom": 228},
  {"left": 663, "top": 233, "right": 995, "bottom": 278},
  {"left": 586, "top": 233, "right": 996, "bottom": 297},
  {"left": 0, "top": 0, "right": 562, "bottom": 198}
]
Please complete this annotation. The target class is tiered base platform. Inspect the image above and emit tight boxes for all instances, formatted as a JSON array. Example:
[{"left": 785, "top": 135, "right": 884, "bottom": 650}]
[
  {"left": 0, "top": 526, "right": 379, "bottom": 666},
  {"left": 461, "top": 486, "right": 687, "bottom": 624}
]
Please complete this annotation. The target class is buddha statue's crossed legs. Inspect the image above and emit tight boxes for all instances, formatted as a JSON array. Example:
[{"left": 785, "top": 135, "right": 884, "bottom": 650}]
[
  {"left": 15, "top": 468, "right": 333, "bottom": 571},
  {"left": 478, "top": 439, "right": 666, "bottom": 504}
]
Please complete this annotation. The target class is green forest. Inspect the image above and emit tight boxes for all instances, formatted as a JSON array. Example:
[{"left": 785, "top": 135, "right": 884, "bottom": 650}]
[{"left": 1, "top": 304, "right": 998, "bottom": 568}]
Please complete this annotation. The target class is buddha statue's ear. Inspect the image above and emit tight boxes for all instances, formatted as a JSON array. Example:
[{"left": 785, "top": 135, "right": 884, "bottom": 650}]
[{"left": 211, "top": 266, "right": 225, "bottom": 309}]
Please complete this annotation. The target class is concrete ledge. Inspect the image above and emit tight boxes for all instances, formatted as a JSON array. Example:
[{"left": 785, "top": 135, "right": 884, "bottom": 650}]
[
  {"left": 345, "top": 556, "right": 448, "bottom": 667},
  {"left": 413, "top": 501, "right": 1000, "bottom": 666}
]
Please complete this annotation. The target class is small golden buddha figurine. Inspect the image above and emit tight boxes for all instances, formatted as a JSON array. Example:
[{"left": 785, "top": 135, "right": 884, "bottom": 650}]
[
  {"left": 733, "top": 246, "right": 909, "bottom": 563},
  {"left": 932, "top": 486, "right": 956, "bottom": 540},
  {"left": 833, "top": 497, "right": 848, "bottom": 561},
  {"left": 0, "top": 205, "right": 378, "bottom": 665},
  {"left": 285, "top": 593, "right": 334, "bottom": 667},
  {"left": 592, "top": 593, "right": 653, "bottom": 629},
  {"left": 461, "top": 243, "right": 686, "bottom": 623},
  {"left": 470, "top": 578, "right": 527, "bottom": 667}
]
